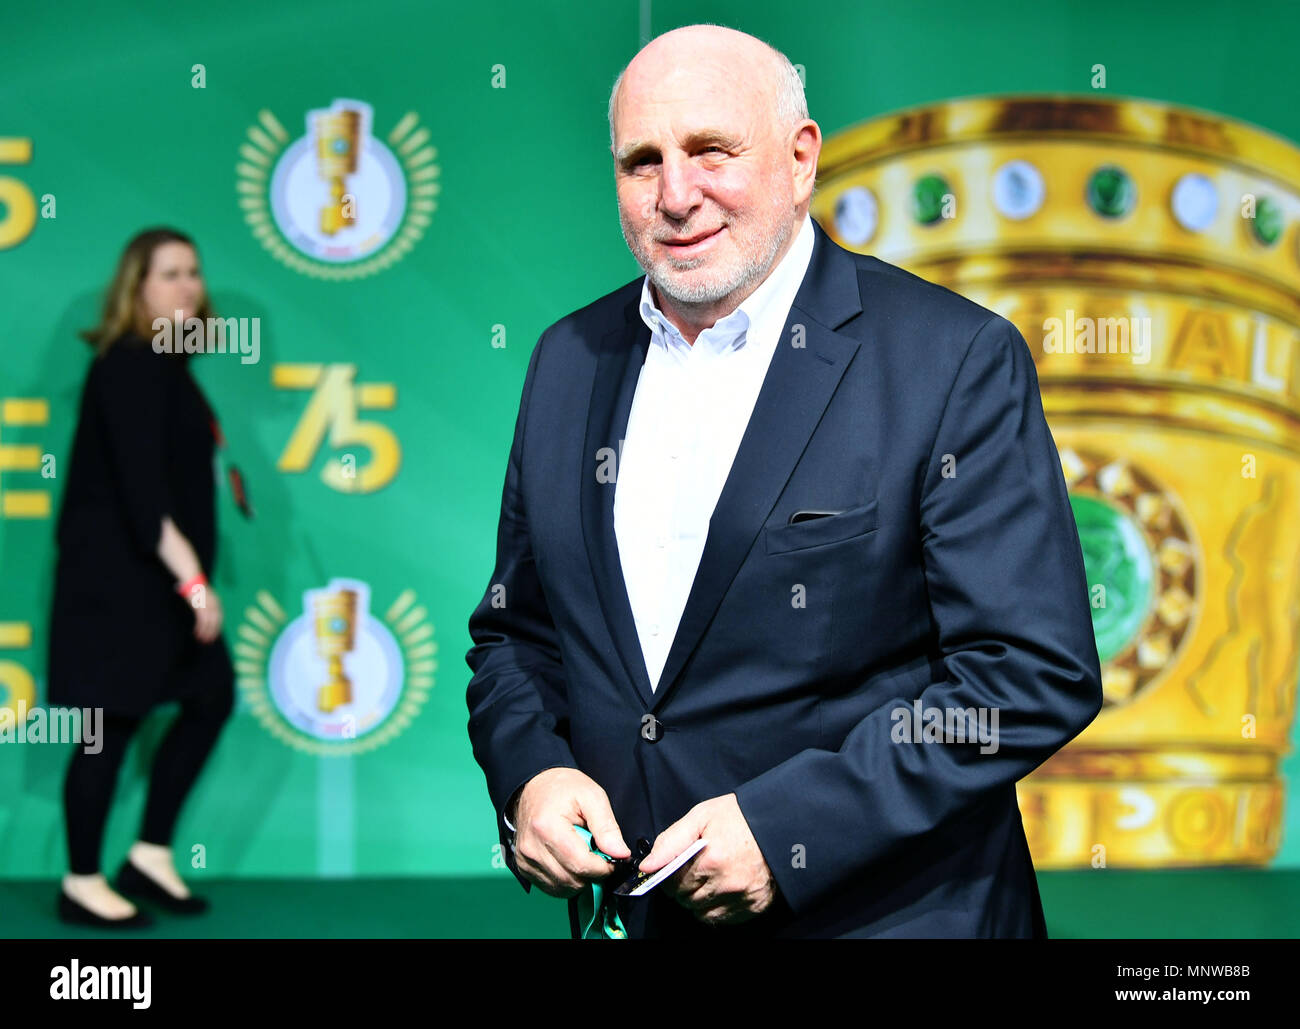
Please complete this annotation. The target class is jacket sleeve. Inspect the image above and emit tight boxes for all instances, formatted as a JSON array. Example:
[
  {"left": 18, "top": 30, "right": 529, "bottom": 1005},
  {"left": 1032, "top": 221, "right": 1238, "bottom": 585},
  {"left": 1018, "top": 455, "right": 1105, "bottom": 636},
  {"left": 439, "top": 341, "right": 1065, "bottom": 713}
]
[
  {"left": 465, "top": 328, "right": 581, "bottom": 894},
  {"left": 732, "top": 314, "right": 1104, "bottom": 916},
  {"left": 94, "top": 345, "right": 173, "bottom": 558}
]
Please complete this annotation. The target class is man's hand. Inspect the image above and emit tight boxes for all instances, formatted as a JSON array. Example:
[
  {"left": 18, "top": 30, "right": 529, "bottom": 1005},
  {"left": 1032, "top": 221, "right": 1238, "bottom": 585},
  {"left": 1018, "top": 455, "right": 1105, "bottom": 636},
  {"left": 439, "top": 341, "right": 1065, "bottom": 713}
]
[
  {"left": 640, "top": 793, "right": 777, "bottom": 926},
  {"left": 512, "top": 767, "right": 632, "bottom": 898}
]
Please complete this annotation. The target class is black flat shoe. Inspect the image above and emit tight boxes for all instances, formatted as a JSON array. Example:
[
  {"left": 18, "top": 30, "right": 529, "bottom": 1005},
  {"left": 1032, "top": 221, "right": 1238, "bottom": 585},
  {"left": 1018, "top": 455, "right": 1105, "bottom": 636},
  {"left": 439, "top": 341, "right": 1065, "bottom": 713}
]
[
  {"left": 114, "top": 859, "right": 210, "bottom": 915},
  {"left": 58, "top": 890, "right": 154, "bottom": 929}
]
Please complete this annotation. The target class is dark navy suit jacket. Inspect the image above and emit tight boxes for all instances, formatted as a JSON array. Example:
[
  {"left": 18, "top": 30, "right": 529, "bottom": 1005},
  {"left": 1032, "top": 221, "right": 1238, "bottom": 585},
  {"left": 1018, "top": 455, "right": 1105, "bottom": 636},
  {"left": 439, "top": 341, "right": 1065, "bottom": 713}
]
[{"left": 466, "top": 216, "right": 1103, "bottom": 938}]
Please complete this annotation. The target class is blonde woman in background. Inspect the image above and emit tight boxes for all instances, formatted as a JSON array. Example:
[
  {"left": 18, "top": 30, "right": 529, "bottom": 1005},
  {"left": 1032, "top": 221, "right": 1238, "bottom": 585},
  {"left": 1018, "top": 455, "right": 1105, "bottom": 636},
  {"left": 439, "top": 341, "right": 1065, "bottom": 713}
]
[{"left": 48, "top": 227, "right": 234, "bottom": 928}]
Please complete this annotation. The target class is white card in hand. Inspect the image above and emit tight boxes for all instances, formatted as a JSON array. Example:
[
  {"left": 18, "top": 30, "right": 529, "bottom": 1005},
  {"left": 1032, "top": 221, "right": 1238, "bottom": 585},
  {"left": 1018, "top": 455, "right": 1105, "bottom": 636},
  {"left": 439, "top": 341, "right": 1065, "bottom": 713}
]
[{"left": 618, "top": 838, "right": 708, "bottom": 897}]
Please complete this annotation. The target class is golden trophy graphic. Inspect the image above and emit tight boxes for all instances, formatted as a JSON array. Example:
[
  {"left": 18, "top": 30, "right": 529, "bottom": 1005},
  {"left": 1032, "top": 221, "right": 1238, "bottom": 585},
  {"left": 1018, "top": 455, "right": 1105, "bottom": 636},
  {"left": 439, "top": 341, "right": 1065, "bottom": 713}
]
[
  {"left": 313, "top": 585, "right": 358, "bottom": 713},
  {"left": 314, "top": 103, "right": 361, "bottom": 235},
  {"left": 814, "top": 96, "right": 1300, "bottom": 866}
]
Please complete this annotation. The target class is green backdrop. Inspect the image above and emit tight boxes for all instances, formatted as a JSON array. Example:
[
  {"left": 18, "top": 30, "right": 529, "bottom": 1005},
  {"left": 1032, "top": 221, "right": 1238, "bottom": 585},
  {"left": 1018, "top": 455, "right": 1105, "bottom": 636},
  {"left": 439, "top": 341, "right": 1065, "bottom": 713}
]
[{"left": 2, "top": 0, "right": 1298, "bottom": 881}]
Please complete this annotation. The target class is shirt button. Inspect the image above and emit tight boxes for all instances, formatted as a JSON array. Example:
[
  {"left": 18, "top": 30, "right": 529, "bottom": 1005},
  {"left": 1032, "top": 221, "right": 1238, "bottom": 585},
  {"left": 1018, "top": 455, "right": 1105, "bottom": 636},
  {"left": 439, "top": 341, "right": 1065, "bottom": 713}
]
[{"left": 648, "top": 623, "right": 659, "bottom": 636}]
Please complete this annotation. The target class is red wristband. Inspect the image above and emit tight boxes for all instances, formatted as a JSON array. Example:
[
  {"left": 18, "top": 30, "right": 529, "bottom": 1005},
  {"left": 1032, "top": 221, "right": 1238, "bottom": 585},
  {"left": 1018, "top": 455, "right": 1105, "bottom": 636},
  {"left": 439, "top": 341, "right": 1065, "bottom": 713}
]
[{"left": 177, "top": 573, "right": 208, "bottom": 597}]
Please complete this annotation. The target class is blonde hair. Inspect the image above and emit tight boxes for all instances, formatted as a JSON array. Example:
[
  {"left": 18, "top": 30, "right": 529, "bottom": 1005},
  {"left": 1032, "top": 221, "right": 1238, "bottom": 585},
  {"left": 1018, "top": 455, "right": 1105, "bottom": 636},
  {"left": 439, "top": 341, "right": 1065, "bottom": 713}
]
[{"left": 80, "top": 227, "right": 212, "bottom": 355}]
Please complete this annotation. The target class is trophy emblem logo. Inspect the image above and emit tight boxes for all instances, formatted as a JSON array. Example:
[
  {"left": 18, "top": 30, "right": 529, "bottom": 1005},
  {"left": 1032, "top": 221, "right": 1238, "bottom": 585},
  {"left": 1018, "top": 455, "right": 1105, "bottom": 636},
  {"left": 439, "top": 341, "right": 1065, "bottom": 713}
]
[
  {"left": 236, "top": 578, "right": 436, "bottom": 755},
  {"left": 314, "top": 105, "right": 362, "bottom": 236},
  {"left": 236, "top": 98, "right": 440, "bottom": 279}
]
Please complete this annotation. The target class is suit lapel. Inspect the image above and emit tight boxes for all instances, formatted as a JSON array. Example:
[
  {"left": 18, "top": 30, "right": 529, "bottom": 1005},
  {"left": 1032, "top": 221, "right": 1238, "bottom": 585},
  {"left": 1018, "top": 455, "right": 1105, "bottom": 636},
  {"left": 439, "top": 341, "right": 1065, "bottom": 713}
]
[
  {"left": 581, "top": 218, "right": 867, "bottom": 712},
  {"left": 582, "top": 314, "right": 657, "bottom": 708}
]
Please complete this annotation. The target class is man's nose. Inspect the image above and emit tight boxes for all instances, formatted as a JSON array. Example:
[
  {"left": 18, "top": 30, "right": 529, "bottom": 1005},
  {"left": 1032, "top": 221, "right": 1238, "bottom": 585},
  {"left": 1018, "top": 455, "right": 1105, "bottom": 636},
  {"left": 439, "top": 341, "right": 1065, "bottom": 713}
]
[{"left": 657, "top": 152, "right": 703, "bottom": 219}]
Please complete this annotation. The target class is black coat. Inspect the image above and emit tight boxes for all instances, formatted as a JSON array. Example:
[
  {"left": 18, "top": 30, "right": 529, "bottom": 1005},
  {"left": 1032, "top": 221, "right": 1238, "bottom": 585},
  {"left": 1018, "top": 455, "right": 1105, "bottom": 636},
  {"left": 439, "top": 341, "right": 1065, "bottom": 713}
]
[
  {"left": 465, "top": 219, "right": 1102, "bottom": 937},
  {"left": 47, "top": 330, "right": 226, "bottom": 717}
]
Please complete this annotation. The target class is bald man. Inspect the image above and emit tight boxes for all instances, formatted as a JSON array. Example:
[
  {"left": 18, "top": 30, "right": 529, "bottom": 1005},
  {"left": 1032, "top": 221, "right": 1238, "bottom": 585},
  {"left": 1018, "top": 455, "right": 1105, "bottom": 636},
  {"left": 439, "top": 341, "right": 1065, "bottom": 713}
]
[{"left": 466, "top": 24, "right": 1102, "bottom": 939}]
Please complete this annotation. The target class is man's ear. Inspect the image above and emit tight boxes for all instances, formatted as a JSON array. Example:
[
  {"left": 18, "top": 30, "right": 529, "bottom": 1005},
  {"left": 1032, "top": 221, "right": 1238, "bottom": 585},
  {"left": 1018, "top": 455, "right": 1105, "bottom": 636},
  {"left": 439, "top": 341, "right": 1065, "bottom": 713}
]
[{"left": 791, "top": 122, "right": 821, "bottom": 202}]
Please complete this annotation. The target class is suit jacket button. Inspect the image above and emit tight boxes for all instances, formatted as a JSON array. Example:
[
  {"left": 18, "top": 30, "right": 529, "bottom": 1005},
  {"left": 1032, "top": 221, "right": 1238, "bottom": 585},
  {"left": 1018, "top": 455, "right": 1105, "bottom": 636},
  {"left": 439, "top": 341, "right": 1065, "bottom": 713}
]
[{"left": 641, "top": 715, "right": 663, "bottom": 742}]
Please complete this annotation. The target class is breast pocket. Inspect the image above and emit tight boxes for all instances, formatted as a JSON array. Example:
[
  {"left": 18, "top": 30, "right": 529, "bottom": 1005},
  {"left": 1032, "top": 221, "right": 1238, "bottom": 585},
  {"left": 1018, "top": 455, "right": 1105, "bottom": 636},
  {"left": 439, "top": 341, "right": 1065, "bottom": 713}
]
[{"left": 763, "top": 500, "right": 878, "bottom": 555}]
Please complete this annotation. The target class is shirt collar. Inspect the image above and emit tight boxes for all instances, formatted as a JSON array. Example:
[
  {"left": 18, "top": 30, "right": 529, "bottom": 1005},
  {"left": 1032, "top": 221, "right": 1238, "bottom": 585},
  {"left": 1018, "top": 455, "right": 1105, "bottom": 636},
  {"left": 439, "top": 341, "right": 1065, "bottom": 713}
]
[{"left": 637, "top": 212, "right": 814, "bottom": 353}]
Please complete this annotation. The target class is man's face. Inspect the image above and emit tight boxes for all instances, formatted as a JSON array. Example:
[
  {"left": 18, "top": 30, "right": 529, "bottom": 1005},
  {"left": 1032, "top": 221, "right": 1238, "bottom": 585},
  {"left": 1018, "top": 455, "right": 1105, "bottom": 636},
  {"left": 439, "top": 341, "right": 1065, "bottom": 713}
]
[{"left": 612, "top": 67, "right": 795, "bottom": 309}]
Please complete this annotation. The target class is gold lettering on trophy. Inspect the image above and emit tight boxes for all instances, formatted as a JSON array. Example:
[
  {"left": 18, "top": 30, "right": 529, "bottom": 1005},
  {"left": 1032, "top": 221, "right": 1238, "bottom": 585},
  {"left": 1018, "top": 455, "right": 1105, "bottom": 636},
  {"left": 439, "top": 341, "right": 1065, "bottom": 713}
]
[
  {"left": 1169, "top": 309, "right": 1246, "bottom": 382},
  {"left": 1166, "top": 790, "right": 1229, "bottom": 853},
  {"left": 1280, "top": 327, "right": 1300, "bottom": 403},
  {"left": 1249, "top": 317, "right": 1287, "bottom": 394}
]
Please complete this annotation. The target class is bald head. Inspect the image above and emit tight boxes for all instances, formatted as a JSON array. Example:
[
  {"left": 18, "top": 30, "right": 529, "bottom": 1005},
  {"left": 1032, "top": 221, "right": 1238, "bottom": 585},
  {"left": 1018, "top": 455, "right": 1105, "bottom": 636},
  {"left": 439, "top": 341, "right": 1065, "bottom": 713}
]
[
  {"left": 607, "top": 23, "right": 820, "bottom": 341},
  {"left": 608, "top": 25, "right": 807, "bottom": 150}
]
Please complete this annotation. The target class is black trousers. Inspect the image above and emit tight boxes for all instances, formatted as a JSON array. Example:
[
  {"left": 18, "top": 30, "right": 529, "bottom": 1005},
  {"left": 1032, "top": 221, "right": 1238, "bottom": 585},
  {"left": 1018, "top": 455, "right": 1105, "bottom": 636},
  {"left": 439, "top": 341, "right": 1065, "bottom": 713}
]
[{"left": 61, "top": 640, "right": 234, "bottom": 876}]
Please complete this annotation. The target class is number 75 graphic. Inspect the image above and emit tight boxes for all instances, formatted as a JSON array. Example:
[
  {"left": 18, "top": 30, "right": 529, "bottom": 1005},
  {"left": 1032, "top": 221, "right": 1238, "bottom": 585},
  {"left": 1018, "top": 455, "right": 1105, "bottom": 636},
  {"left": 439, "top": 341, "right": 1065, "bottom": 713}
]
[
  {"left": 0, "top": 138, "right": 37, "bottom": 249},
  {"left": 273, "top": 364, "right": 400, "bottom": 493}
]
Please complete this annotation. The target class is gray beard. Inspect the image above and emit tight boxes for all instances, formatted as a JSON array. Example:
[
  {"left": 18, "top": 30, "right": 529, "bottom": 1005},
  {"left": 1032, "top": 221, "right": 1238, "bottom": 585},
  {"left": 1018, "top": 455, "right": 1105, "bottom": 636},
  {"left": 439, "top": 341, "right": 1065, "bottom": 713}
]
[{"left": 623, "top": 216, "right": 794, "bottom": 310}]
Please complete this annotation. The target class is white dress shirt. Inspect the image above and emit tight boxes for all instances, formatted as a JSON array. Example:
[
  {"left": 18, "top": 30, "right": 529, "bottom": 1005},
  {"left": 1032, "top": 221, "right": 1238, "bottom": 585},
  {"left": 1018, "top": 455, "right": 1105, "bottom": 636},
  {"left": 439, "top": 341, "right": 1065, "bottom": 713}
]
[
  {"left": 504, "top": 214, "right": 815, "bottom": 837},
  {"left": 614, "top": 213, "right": 815, "bottom": 693}
]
